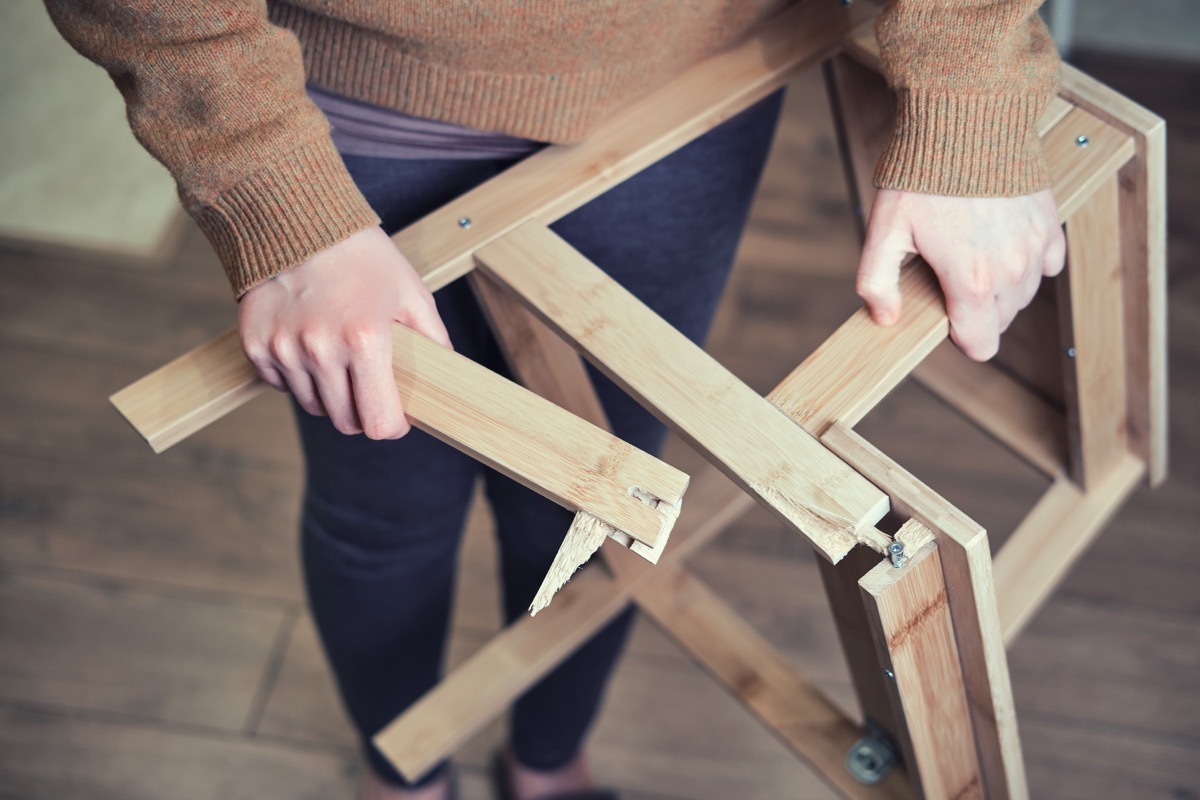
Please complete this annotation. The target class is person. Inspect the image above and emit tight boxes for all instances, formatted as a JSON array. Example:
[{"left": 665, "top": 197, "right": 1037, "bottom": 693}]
[{"left": 45, "top": 1, "right": 1065, "bottom": 798}]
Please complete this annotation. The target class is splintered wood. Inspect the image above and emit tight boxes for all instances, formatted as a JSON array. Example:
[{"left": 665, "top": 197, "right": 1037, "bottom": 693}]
[{"left": 475, "top": 222, "right": 889, "bottom": 564}]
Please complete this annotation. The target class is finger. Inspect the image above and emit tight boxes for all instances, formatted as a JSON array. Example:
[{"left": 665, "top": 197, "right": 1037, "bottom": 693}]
[
  {"left": 402, "top": 293, "right": 454, "bottom": 350},
  {"left": 257, "top": 364, "right": 289, "bottom": 393},
  {"left": 940, "top": 261, "right": 1002, "bottom": 361},
  {"left": 949, "top": 296, "right": 1002, "bottom": 361},
  {"left": 279, "top": 365, "right": 326, "bottom": 418},
  {"left": 1043, "top": 225, "right": 1067, "bottom": 278},
  {"left": 311, "top": 364, "right": 363, "bottom": 435},
  {"left": 348, "top": 334, "right": 410, "bottom": 440},
  {"left": 856, "top": 234, "right": 907, "bottom": 327},
  {"left": 1016, "top": 259, "right": 1043, "bottom": 312},
  {"left": 995, "top": 260, "right": 1036, "bottom": 335}
]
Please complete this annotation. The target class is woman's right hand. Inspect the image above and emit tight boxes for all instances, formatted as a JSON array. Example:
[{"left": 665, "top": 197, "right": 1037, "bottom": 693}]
[{"left": 238, "top": 226, "right": 452, "bottom": 439}]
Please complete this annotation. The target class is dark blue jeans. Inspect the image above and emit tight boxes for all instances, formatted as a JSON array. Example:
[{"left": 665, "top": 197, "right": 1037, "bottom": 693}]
[{"left": 295, "top": 93, "right": 783, "bottom": 787}]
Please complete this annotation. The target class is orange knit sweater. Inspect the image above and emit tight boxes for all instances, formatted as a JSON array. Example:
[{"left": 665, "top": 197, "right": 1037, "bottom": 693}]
[{"left": 44, "top": 0, "right": 1059, "bottom": 297}]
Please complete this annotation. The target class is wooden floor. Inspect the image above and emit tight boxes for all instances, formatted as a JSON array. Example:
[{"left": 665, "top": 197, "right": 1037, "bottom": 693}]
[{"left": 1, "top": 54, "right": 1197, "bottom": 799}]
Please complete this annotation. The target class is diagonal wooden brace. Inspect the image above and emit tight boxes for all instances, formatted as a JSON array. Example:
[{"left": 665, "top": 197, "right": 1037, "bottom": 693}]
[{"left": 474, "top": 222, "right": 891, "bottom": 563}]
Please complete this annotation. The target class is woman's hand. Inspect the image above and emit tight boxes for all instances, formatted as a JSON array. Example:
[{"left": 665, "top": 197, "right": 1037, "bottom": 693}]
[
  {"left": 238, "top": 226, "right": 452, "bottom": 439},
  {"left": 855, "top": 188, "right": 1066, "bottom": 361}
]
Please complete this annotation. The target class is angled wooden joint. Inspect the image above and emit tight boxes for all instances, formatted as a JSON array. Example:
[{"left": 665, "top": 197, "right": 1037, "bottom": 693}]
[{"left": 474, "top": 221, "right": 890, "bottom": 565}]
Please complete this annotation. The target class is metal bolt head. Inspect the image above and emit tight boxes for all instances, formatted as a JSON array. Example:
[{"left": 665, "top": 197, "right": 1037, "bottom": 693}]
[
  {"left": 846, "top": 732, "right": 897, "bottom": 785},
  {"left": 1075, "top": 135, "right": 1090, "bottom": 147},
  {"left": 883, "top": 668, "right": 895, "bottom": 679},
  {"left": 1066, "top": 346, "right": 1077, "bottom": 359},
  {"left": 887, "top": 541, "right": 905, "bottom": 568},
  {"left": 458, "top": 217, "right": 472, "bottom": 229}
]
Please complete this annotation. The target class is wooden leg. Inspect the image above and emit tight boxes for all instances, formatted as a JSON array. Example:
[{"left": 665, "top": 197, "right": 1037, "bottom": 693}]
[
  {"left": 861, "top": 538, "right": 982, "bottom": 800},
  {"left": 817, "top": 546, "right": 906, "bottom": 744},
  {"left": 1059, "top": 64, "right": 1169, "bottom": 487},
  {"left": 1057, "top": 173, "right": 1129, "bottom": 489},
  {"left": 822, "top": 424, "right": 1027, "bottom": 800}
]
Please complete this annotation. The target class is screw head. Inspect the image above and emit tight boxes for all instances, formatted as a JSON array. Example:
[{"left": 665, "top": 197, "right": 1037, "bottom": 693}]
[
  {"left": 888, "top": 542, "right": 904, "bottom": 555},
  {"left": 1075, "top": 135, "right": 1090, "bottom": 147},
  {"left": 458, "top": 217, "right": 472, "bottom": 229},
  {"left": 1066, "top": 346, "right": 1077, "bottom": 359},
  {"left": 883, "top": 668, "right": 895, "bottom": 679}
]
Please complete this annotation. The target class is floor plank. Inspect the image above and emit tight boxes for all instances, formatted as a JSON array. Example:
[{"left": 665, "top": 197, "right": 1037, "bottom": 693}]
[{"left": 0, "top": 568, "right": 286, "bottom": 731}]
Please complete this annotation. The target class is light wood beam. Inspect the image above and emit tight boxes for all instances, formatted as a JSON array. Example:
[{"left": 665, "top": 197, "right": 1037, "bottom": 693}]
[
  {"left": 1057, "top": 174, "right": 1129, "bottom": 489},
  {"left": 861, "top": 538, "right": 982, "bottom": 800},
  {"left": 389, "top": 324, "right": 686, "bottom": 546},
  {"left": 474, "top": 222, "right": 891, "bottom": 564}
]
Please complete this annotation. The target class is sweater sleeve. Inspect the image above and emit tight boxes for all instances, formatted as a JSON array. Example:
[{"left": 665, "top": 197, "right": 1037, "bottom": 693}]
[
  {"left": 873, "top": 0, "right": 1061, "bottom": 197},
  {"left": 43, "top": 0, "right": 379, "bottom": 297}
]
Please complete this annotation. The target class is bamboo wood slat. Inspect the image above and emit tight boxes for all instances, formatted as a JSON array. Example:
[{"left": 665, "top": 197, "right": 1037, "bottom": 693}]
[
  {"left": 861, "top": 537, "right": 982, "bottom": 800},
  {"left": 474, "top": 221, "right": 891, "bottom": 564}
]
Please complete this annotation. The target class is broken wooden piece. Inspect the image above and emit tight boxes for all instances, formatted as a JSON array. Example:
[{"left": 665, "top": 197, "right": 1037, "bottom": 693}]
[
  {"left": 375, "top": 465, "right": 755, "bottom": 779},
  {"left": 114, "top": 321, "right": 687, "bottom": 549},
  {"left": 474, "top": 221, "right": 890, "bottom": 564}
]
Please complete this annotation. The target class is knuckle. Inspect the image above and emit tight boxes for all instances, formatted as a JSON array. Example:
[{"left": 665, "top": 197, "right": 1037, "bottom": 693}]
[
  {"left": 297, "top": 329, "right": 331, "bottom": 361},
  {"left": 962, "top": 268, "right": 995, "bottom": 303},
  {"left": 343, "top": 323, "right": 382, "bottom": 353}
]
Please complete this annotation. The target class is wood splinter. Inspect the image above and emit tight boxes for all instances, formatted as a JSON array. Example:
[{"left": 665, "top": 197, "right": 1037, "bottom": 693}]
[{"left": 531, "top": 489, "right": 680, "bottom": 615}]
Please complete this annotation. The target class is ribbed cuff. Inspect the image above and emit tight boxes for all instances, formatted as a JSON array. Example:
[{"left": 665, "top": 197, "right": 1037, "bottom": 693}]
[
  {"left": 874, "top": 90, "right": 1051, "bottom": 198},
  {"left": 195, "top": 137, "right": 380, "bottom": 297}
]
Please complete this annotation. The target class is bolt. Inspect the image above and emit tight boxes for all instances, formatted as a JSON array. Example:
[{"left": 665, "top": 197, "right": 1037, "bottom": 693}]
[
  {"left": 458, "top": 217, "right": 472, "bottom": 229},
  {"left": 1066, "top": 346, "right": 1077, "bottom": 359},
  {"left": 888, "top": 541, "right": 905, "bottom": 568},
  {"left": 1075, "top": 135, "right": 1090, "bottom": 148},
  {"left": 883, "top": 668, "right": 895, "bottom": 679}
]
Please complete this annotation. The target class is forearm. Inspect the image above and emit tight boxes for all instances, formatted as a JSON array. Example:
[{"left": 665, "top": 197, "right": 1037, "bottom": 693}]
[
  {"left": 873, "top": 0, "right": 1061, "bottom": 197},
  {"left": 43, "top": 0, "right": 377, "bottom": 295}
]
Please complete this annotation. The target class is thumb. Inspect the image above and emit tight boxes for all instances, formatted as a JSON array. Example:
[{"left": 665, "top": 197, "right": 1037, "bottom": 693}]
[{"left": 856, "top": 229, "right": 907, "bottom": 327}]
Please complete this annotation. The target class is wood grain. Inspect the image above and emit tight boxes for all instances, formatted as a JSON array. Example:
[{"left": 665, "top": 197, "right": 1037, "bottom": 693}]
[
  {"left": 474, "top": 221, "right": 890, "bottom": 564},
  {"left": 389, "top": 323, "right": 686, "bottom": 547},
  {"left": 822, "top": 424, "right": 1026, "bottom": 800},
  {"left": 860, "top": 539, "right": 982, "bottom": 800},
  {"left": 1058, "top": 173, "right": 1129, "bottom": 489},
  {"left": 1059, "top": 64, "right": 1169, "bottom": 487}
]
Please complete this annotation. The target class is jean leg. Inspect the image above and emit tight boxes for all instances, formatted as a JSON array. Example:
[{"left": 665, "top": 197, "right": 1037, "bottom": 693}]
[{"left": 295, "top": 154, "right": 521, "bottom": 787}]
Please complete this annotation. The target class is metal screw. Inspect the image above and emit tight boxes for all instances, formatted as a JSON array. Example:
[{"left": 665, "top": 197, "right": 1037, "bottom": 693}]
[
  {"left": 1066, "top": 346, "right": 1077, "bottom": 359},
  {"left": 888, "top": 541, "right": 905, "bottom": 568},
  {"left": 458, "top": 217, "right": 472, "bottom": 229},
  {"left": 1075, "top": 135, "right": 1090, "bottom": 148},
  {"left": 846, "top": 730, "right": 897, "bottom": 785},
  {"left": 883, "top": 668, "right": 895, "bottom": 679}
]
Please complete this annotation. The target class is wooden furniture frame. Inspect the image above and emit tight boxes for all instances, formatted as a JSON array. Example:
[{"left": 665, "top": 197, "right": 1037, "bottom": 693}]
[{"left": 110, "top": 2, "right": 1166, "bottom": 797}]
